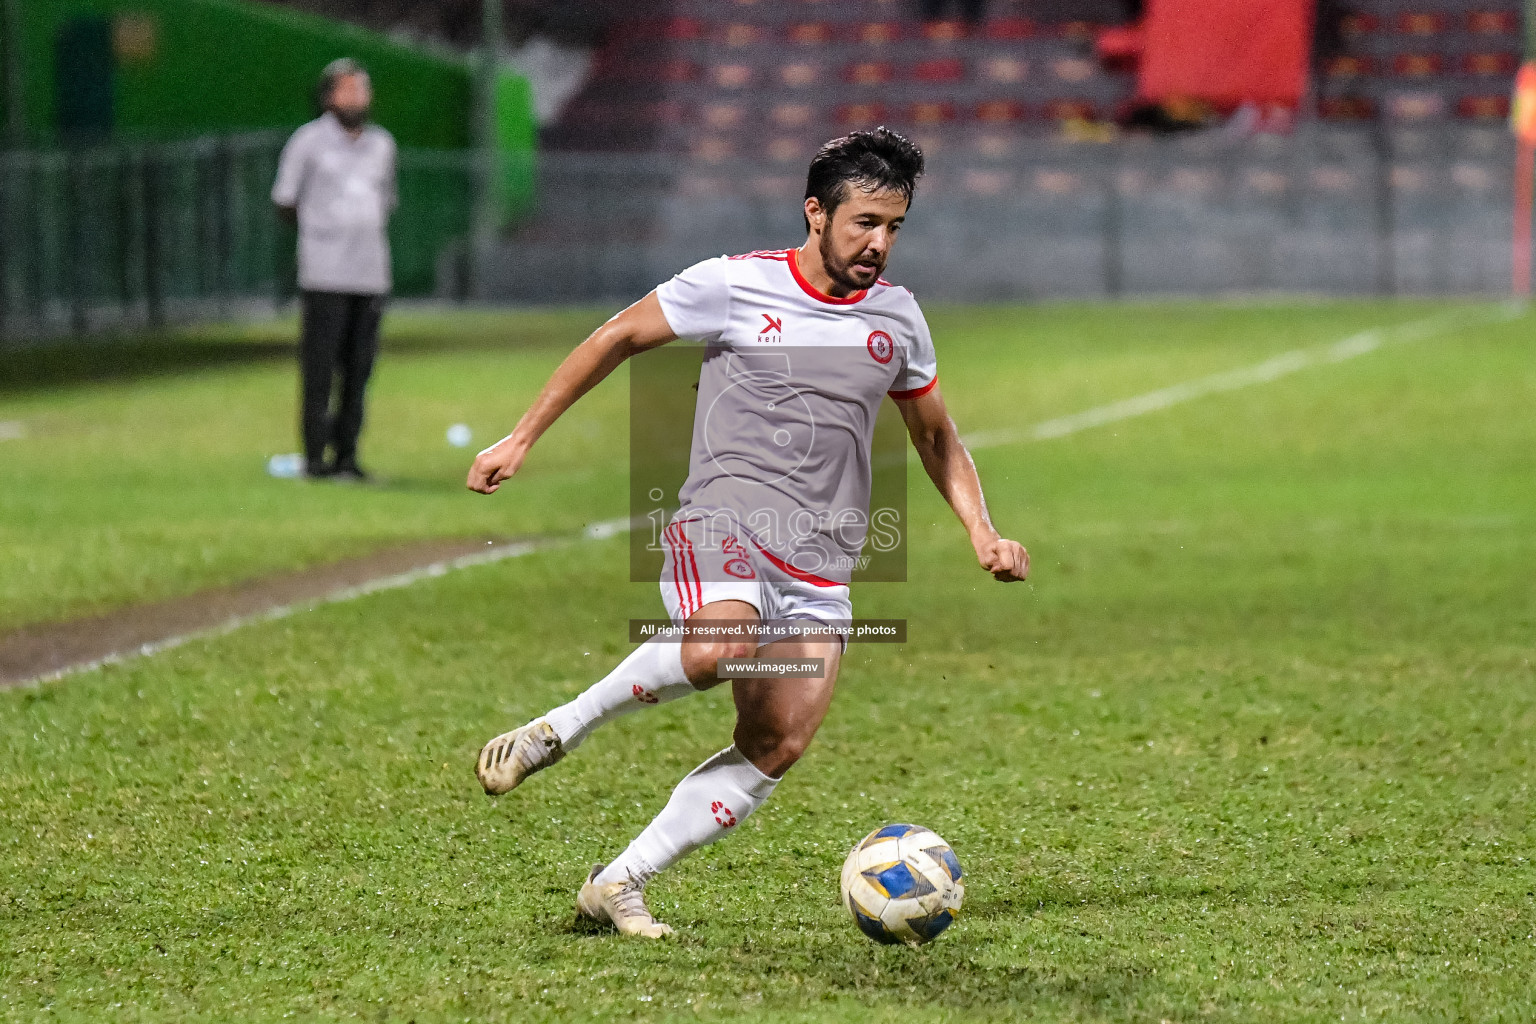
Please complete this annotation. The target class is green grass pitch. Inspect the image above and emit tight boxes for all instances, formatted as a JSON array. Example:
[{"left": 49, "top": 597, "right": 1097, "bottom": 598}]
[{"left": 1, "top": 301, "right": 1534, "bottom": 1022}]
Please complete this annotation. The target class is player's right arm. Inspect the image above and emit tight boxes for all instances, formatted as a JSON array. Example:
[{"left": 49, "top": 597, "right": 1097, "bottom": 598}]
[{"left": 467, "top": 291, "right": 677, "bottom": 494}]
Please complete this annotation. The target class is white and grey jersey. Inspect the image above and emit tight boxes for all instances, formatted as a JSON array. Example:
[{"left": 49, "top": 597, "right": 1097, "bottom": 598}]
[
  {"left": 272, "top": 113, "right": 397, "bottom": 295},
  {"left": 655, "top": 248, "right": 939, "bottom": 586}
]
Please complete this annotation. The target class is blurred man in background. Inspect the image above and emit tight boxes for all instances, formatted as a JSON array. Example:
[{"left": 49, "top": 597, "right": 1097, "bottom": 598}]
[{"left": 272, "top": 58, "right": 397, "bottom": 481}]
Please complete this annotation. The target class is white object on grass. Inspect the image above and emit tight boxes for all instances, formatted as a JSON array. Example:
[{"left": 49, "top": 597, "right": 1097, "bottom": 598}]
[
  {"left": 447, "top": 423, "right": 473, "bottom": 448},
  {"left": 267, "top": 453, "right": 305, "bottom": 479}
]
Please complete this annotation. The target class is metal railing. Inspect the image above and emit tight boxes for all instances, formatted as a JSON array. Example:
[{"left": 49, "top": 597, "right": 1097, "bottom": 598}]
[{"left": 0, "top": 132, "right": 480, "bottom": 342}]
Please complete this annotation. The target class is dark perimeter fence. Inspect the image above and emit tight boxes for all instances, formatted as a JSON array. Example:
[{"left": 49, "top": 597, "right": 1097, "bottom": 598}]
[
  {"left": 0, "top": 122, "right": 1519, "bottom": 340},
  {"left": 0, "top": 132, "right": 477, "bottom": 341}
]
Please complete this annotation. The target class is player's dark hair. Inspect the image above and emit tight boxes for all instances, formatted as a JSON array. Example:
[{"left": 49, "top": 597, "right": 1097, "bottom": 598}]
[{"left": 804, "top": 127, "right": 925, "bottom": 231}]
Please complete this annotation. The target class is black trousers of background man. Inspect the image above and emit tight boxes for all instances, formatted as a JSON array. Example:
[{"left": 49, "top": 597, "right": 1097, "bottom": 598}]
[
  {"left": 920, "top": 0, "right": 986, "bottom": 22},
  {"left": 299, "top": 291, "right": 382, "bottom": 473}
]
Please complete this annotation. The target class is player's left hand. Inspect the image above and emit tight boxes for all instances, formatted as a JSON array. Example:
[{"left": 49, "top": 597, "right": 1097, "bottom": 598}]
[{"left": 974, "top": 534, "right": 1029, "bottom": 582}]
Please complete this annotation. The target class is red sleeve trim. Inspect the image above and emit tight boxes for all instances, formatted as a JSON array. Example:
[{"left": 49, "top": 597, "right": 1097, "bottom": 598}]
[{"left": 888, "top": 376, "right": 938, "bottom": 401}]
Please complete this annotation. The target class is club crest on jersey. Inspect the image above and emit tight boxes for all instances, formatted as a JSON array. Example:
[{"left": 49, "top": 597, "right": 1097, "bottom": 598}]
[
  {"left": 867, "top": 330, "right": 894, "bottom": 364},
  {"left": 724, "top": 558, "right": 756, "bottom": 579},
  {"left": 759, "top": 313, "right": 784, "bottom": 342}
]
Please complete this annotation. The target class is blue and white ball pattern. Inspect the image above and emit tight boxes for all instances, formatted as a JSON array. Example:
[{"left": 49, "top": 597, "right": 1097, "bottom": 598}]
[{"left": 840, "top": 823, "right": 964, "bottom": 946}]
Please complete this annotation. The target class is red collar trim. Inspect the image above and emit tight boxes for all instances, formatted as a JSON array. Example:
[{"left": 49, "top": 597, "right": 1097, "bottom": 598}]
[{"left": 788, "top": 248, "right": 868, "bottom": 305}]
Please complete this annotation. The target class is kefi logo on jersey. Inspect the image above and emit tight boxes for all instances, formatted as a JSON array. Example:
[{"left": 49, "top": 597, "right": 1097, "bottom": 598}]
[
  {"left": 867, "top": 330, "right": 894, "bottom": 364},
  {"left": 759, "top": 313, "right": 784, "bottom": 342}
]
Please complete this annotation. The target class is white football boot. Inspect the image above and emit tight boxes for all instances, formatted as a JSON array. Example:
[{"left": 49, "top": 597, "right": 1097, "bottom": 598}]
[
  {"left": 576, "top": 864, "right": 674, "bottom": 938},
  {"left": 475, "top": 719, "right": 565, "bottom": 796}
]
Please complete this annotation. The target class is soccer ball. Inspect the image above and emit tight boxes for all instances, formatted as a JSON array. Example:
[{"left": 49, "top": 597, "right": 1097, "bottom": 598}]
[{"left": 840, "top": 823, "right": 964, "bottom": 946}]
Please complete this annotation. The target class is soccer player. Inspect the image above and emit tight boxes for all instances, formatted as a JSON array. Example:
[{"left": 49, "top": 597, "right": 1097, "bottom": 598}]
[{"left": 467, "top": 128, "right": 1028, "bottom": 937}]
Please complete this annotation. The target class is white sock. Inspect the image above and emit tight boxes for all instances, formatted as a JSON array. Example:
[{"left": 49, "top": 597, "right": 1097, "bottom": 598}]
[
  {"left": 543, "top": 641, "right": 694, "bottom": 750},
  {"left": 596, "top": 745, "right": 778, "bottom": 886}
]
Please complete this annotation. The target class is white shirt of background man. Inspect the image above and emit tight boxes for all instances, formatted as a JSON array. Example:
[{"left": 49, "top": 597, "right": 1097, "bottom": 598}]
[{"left": 272, "top": 111, "right": 398, "bottom": 296}]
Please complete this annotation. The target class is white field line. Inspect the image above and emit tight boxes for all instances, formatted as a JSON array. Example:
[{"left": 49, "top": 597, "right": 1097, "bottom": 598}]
[
  {"left": 960, "top": 303, "right": 1523, "bottom": 451},
  {"left": 15, "top": 519, "right": 634, "bottom": 688},
  {"left": 16, "top": 303, "right": 1518, "bottom": 687}
]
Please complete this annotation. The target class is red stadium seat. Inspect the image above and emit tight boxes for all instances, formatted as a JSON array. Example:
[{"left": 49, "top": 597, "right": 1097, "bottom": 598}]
[
  {"left": 1458, "top": 94, "right": 1511, "bottom": 118},
  {"left": 837, "top": 102, "right": 888, "bottom": 126},
  {"left": 909, "top": 101, "right": 958, "bottom": 124},
  {"left": 787, "top": 23, "right": 835, "bottom": 45},
  {"left": 984, "top": 18, "right": 1036, "bottom": 41},
  {"left": 921, "top": 20, "right": 968, "bottom": 42},
  {"left": 1392, "top": 53, "right": 1445, "bottom": 77},
  {"left": 1318, "top": 97, "right": 1377, "bottom": 120},
  {"left": 658, "top": 60, "right": 701, "bottom": 84},
  {"left": 1462, "top": 52, "right": 1518, "bottom": 75},
  {"left": 914, "top": 59, "right": 966, "bottom": 83},
  {"left": 1396, "top": 12, "right": 1449, "bottom": 36},
  {"left": 1339, "top": 13, "right": 1382, "bottom": 36},
  {"left": 1467, "top": 10, "right": 1520, "bottom": 34},
  {"left": 845, "top": 61, "right": 895, "bottom": 85},
  {"left": 663, "top": 17, "right": 705, "bottom": 41},
  {"left": 856, "top": 23, "right": 902, "bottom": 45},
  {"left": 974, "top": 99, "right": 1029, "bottom": 122},
  {"left": 1044, "top": 99, "right": 1097, "bottom": 121},
  {"left": 1325, "top": 55, "right": 1375, "bottom": 78}
]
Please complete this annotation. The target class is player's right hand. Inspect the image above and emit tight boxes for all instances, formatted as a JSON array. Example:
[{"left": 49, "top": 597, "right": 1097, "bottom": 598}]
[{"left": 467, "top": 436, "right": 526, "bottom": 494}]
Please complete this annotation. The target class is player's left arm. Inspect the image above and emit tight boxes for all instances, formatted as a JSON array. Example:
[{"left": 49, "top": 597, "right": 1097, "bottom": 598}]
[{"left": 895, "top": 386, "right": 1029, "bottom": 582}]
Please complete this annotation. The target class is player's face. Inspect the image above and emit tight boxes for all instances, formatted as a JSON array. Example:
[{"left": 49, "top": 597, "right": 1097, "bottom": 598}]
[
  {"left": 328, "top": 74, "right": 373, "bottom": 127},
  {"left": 815, "top": 186, "right": 909, "bottom": 292}
]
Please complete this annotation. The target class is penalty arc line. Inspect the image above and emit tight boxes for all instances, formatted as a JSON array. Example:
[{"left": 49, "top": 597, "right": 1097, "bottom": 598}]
[{"left": 8, "top": 304, "right": 1519, "bottom": 687}]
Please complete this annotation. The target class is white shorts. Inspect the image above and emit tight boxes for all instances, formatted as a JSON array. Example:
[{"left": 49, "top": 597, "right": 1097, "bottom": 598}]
[{"left": 659, "top": 517, "right": 852, "bottom": 646}]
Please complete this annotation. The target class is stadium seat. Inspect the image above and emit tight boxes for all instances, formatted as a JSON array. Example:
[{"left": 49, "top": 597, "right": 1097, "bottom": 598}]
[
  {"left": 663, "top": 17, "right": 706, "bottom": 41},
  {"left": 1458, "top": 94, "right": 1511, "bottom": 118},
  {"left": 1051, "top": 57, "right": 1098, "bottom": 83},
  {"left": 984, "top": 18, "right": 1037, "bottom": 41},
  {"left": 712, "top": 65, "right": 754, "bottom": 89},
  {"left": 1392, "top": 53, "right": 1445, "bottom": 77},
  {"left": 1340, "top": 13, "right": 1383, "bottom": 36},
  {"left": 722, "top": 23, "right": 768, "bottom": 47},
  {"left": 914, "top": 58, "right": 966, "bottom": 83},
  {"left": 837, "top": 102, "right": 888, "bottom": 126},
  {"left": 845, "top": 61, "right": 895, "bottom": 85},
  {"left": 980, "top": 57, "right": 1029, "bottom": 83},
  {"left": 1466, "top": 10, "right": 1519, "bottom": 34},
  {"left": 1318, "top": 96, "right": 1377, "bottom": 120},
  {"left": 921, "top": 20, "right": 968, "bottom": 42},
  {"left": 1044, "top": 99, "right": 1097, "bottom": 121},
  {"left": 1395, "top": 12, "right": 1450, "bottom": 36},
  {"left": 1386, "top": 92, "right": 1447, "bottom": 119},
  {"left": 856, "top": 22, "right": 902, "bottom": 45},
  {"left": 787, "top": 22, "right": 835, "bottom": 44},
  {"left": 975, "top": 99, "right": 1030, "bottom": 122},
  {"left": 702, "top": 103, "right": 746, "bottom": 129},
  {"left": 908, "top": 101, "right": 959, "bottom": 124},
  {"left": 1462, "top": 52, "right": 1518, "bottom": 76},
  {"left": 1325, "top": 55, "right": 1376, "bottom": 78},
  {"left": 779, "top": 63, "right": 819, "bottom": 87},
  {"left": 771, "top": 103, "right": 816, "bottom": 128}
]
